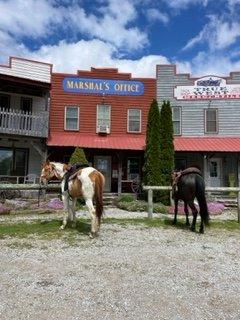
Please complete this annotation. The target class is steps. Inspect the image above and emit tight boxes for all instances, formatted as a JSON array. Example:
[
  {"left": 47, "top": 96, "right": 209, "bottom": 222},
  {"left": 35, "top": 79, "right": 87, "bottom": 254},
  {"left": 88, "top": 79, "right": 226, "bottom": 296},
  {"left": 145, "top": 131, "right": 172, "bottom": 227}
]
[{"left": 103, "top": 193, "right": 118, "bottom": 206}]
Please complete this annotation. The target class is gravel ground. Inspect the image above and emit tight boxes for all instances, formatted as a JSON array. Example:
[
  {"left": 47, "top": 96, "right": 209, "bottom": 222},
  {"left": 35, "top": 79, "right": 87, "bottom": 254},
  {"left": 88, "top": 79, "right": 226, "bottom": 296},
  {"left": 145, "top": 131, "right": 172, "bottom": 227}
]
[{"left": 0, "top": 208, "right": 240, "bottom": 320}]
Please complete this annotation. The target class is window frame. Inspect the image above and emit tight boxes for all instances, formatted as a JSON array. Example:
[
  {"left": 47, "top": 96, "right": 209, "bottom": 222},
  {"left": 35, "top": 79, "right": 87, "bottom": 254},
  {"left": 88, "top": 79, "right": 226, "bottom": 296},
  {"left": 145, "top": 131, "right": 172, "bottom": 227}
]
[
  {"left": 127, "top": 157, "right": 141, "bottom": 180},
  {"left": 96, "top": 104, "right": 111, "bottom": 133},
  {"left": 172, "top": 106, "right": 182, "bottom": 136},
  {"left": 64, "top": 106, "right": 80, "bottom": 131},
  {"left": 127, "top": 108, "right": 142, "bottom": 133},
  {"left": 204, "top": 108, "right": 218, "bottom": 134}
]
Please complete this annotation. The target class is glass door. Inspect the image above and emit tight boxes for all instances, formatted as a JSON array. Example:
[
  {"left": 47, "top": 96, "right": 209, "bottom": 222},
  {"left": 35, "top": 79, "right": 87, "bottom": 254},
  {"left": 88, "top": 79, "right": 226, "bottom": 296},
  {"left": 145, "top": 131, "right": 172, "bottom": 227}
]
[{"left": 94, "top": 156, "right": 111, "bottom": 192}]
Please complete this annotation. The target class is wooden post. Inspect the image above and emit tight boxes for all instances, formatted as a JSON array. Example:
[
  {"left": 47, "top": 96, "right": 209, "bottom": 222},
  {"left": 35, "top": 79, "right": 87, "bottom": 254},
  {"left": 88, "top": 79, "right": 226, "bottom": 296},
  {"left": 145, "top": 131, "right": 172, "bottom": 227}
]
[
  {"left": 117, "top": 152, "right": 123, "bottom": 196},
  {"left": 148, "top": 189, "right": 153, "bottom": 219},
  {"left": 238, "top": 191, "right": 240, "bottom": 223}
]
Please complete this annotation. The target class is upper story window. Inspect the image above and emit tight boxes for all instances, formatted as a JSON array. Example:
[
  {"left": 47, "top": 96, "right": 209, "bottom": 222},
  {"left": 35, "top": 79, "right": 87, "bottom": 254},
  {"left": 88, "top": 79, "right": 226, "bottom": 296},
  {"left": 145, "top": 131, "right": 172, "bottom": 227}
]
[
  {"left": 205, "top": 108, "right": 218, "bottom": 133},
  {"left": 97, "top": 105, "right": 111, "bottom": 133},
  {"left": 21, "top": 97, "right": 32, "bottom": 113},
  {"left": 65, "top": 106, "right": 79, "bottom": 131},
  {"left": 0, "top": 94, "right": 10, "bottom": 110},
  {"left": 172, "top": 106, "right": 181, "bottom": 135},
  {"left": 128, "top": 109, "right": 141, "bottom": 133}
]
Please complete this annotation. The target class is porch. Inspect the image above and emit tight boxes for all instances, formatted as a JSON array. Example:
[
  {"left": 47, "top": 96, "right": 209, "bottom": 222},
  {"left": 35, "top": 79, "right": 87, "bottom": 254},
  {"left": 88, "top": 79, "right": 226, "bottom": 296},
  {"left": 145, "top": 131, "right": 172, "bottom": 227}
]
[{"left": 0, "top": 108, "right": 48, "bottom": 138}]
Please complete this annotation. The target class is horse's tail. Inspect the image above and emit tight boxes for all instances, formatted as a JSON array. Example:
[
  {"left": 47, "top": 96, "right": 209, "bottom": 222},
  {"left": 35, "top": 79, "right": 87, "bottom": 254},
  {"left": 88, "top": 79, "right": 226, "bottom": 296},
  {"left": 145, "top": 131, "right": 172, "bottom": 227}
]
[
  {"left": 196, "top": 176, "right": 209, "bottom": 226},
  {"left": 94, "top": 171, "right": 105, "bottom": 219}
]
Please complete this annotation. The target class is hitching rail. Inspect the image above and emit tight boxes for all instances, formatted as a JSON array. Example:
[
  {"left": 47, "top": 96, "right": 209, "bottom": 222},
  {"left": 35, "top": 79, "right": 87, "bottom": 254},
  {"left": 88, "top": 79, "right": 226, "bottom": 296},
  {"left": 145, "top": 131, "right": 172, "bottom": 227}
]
[
  {"left": 143, "top": 185, "right": 240, "bottom": 223},
  {"left": 0, "top": 184, "right": 61, "bottom": 190}
]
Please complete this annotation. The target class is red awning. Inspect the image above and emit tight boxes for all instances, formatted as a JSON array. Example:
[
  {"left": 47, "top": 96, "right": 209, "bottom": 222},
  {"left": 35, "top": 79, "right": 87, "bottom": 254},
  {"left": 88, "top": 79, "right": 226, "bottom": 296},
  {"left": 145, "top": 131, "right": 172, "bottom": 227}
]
[
  {"left": 174, "top": 137, "right": 240, "bottom": 152},
  {"left": 47, "top": 133, "right": 145, "bottom": 150},
  {"left": 48, "top": 133, "right": 240, "bottom": 152}
]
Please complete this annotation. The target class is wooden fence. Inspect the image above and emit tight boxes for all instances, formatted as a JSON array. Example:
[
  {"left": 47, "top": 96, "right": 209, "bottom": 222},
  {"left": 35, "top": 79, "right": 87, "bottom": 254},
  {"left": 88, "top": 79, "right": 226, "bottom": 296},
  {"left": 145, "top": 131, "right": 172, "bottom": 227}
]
[
  {"left": 143, "top": 185, "right": 240, "bottom": 223},
  {"left": 0, "top": 183, "right": 239, "bottom": 223}
]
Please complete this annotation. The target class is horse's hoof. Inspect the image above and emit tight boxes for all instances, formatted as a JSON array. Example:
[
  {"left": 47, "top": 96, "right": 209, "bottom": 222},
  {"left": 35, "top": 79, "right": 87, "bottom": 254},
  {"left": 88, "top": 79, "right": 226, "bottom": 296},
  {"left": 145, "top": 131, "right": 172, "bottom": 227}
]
[
  {"left": 199, "top": 229, "right": 204, "bottom": 234},
  {"left": 186, "top": 222, "right": 190, "bottom": 227},
  {"left": 190, "top": 227, "right": 196, "bottom": 232},
  {"left": 59, "top": 225, "right": 65, "bottom": 230},
  {"left": 89, "top": 232, "right": 98, "bottom": 239},
  {"left": 172, "top": 220, "right": 177, "bottom": 225}
]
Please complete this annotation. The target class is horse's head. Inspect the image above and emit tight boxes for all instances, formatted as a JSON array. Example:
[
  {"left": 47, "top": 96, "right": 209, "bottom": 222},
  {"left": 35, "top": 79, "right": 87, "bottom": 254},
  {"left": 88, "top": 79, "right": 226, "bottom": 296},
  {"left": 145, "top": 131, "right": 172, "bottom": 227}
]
[{"left": 40, "top": 160, "right": 57, "bottom": 184}]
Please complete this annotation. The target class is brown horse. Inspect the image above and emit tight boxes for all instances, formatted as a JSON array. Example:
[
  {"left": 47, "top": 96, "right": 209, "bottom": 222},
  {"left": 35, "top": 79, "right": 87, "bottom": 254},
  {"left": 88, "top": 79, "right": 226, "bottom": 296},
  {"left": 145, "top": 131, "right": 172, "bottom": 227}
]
[{"left": 40, "top": 161, "right": 105, "bottom": 237}]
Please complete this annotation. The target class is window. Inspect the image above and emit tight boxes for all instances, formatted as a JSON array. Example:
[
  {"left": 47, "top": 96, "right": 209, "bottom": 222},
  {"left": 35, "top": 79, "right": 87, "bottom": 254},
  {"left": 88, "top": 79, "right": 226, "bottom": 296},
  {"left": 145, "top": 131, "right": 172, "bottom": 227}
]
[
  {"left": 172, "top": 106, "right": 181, "bottom": 135},
  {"left": 65, "top": 106, "right": 79, "bottom": 131},
  {"left": 0, "top": 148, "right": 13, "bottom": 175},
  {"left": 128, "top": 109, "right": 141, "bottom": 132},
  {"left": 0, "top": 148, "right": 28, "bottom": 176},
  {"left": 20, "top": 97, "right": 32, "bottom": 113},
  {"left": 97, "top": 105, "right": 111, "bottom": 132},
  {"left": 0, "top": 94, "right": 10, "bottom": 110},
  {"left": 127, "top": 158, "right": 140, "bottom": 180},
  {"left": 205, "top": 109, "right": 218, "bottom": 133}
]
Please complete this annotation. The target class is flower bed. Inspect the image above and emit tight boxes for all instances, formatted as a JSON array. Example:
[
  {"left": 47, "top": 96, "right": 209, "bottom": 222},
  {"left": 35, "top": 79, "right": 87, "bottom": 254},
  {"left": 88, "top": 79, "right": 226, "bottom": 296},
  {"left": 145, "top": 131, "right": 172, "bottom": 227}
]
[{"left": 168, "top": 202, "right": 226, "bottom": 215}]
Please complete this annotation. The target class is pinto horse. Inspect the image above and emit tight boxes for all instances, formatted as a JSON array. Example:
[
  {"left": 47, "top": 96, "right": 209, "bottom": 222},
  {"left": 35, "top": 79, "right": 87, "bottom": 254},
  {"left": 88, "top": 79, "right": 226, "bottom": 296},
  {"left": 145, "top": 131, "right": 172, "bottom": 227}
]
[
  {"left": 171, "top": 167, "right": 209, "bottom": 233},
  {"left": 40, "top": 161, "right": 105, "bottom": 237}
]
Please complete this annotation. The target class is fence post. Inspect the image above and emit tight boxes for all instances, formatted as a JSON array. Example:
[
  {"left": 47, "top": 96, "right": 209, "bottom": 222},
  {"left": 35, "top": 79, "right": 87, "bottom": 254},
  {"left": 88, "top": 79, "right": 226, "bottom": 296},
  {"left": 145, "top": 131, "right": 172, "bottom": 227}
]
[
  {"left": 148, "top": 189, "right": 153, "bottom": 219},
  {"left": 238, "top": 191, "right": 240, "bottom": 223}
]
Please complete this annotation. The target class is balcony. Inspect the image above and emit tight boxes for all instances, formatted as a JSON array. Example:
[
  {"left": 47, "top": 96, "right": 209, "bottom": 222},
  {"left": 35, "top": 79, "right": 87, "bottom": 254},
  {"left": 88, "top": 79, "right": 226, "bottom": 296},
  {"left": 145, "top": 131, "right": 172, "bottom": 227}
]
[{"left": 0, "top": 108, "right": 49, "bottom": 138}]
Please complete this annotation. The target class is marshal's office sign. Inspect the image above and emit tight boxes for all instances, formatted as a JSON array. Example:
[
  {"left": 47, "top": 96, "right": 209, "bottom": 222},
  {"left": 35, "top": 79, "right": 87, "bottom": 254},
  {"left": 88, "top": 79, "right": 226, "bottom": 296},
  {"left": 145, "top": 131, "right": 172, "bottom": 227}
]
[
  {"left": 62, "top": 77, "right": 144, "bottom": 96},
  {"left": 174, "top": 76, "right": 240, "bottom": 100}
]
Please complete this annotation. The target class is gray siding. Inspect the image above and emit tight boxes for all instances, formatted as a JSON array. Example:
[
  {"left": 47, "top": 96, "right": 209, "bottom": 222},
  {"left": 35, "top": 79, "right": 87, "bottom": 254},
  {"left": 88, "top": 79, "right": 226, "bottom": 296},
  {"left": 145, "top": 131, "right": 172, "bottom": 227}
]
[{"left": 157, "top": 65, "right": 240, "bottom": 136}]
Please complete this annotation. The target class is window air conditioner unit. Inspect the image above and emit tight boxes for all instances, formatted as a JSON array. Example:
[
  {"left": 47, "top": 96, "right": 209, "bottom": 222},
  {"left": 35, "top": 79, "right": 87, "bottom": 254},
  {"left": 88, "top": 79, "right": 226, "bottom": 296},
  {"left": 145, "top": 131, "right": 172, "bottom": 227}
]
[{"left": 97, "top": 125, "right": 110, "bottom": 134}]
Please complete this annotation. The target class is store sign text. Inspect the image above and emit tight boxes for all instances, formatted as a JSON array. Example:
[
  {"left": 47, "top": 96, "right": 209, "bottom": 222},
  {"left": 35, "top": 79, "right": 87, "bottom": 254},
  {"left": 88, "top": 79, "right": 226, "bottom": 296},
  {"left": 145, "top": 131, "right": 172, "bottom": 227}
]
[
  {"left": 63, "top": 77, "right": 144, "bottom": 96},
  {"left": 174, "top": 76, "right": 240, "bottom": 100}
]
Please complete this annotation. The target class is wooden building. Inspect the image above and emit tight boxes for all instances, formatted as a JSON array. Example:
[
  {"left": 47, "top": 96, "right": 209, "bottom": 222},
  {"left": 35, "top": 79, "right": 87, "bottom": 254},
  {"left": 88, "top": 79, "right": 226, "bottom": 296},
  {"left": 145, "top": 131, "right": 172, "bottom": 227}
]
[
  {"left": 48, "top": 68, "right": 155, "bottom": 193},
  {"left": 0, "top": 57, "right": 52, "bottom": 182},
  {"left": 157, "top": 65, "right": 240, "bottom": 187}
]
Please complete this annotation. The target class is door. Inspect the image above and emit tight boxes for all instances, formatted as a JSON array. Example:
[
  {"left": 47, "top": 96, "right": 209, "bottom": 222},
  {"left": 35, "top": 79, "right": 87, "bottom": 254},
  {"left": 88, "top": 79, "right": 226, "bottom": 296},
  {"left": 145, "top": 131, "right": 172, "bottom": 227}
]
[
  {"left": 20, "top": 97, "right": 32, "bottom": 130},
  {"left": 14, "top": 149, "right": 28, "bottom": 176},
  {"left": 94, "top": 156, "right": 111, "bottom": 192},
  {"left": 210, "top": 158, "right": 221, "bottom": 187}
]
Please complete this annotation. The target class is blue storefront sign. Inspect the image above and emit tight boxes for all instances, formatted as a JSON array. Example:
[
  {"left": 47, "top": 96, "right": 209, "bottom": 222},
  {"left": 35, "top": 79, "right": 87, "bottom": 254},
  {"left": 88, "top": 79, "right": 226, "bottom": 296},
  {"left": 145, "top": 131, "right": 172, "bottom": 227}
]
[{"left": 62, "top": 77, "right": 144, "bottom": 96}]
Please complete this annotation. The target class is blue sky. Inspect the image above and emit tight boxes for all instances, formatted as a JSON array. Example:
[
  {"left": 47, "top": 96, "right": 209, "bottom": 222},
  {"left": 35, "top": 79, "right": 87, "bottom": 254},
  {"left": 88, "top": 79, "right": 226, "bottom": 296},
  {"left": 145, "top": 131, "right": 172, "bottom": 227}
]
[{"left": 0, "top": 0, "right": 240, "bottom": 77}]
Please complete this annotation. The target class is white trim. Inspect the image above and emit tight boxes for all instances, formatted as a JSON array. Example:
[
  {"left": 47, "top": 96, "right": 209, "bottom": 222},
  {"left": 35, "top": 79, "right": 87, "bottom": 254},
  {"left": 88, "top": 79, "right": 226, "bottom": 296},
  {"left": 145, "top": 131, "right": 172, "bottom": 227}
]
[
  {"left": 172, "top": 106, "right": 182, "bottom": 136},
  {"left": 127, "top": 108, "right": 141, "bottom": 133},
  {"left": 96, "top": 104, "right": 111, "bottom": 133},
  {"left": 204, "top": 108, "right": 218, "bottom": 134},
  {"left": 64, "top": 106, "right": 79, "bottom": 131}
]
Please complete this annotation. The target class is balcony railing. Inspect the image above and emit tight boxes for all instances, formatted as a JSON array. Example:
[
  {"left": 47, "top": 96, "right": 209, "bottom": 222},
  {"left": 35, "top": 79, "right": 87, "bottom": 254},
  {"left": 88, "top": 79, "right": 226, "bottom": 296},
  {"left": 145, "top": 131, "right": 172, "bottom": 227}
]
[{"left": 0, "top": 108, "right": 49, "bottom": 137}]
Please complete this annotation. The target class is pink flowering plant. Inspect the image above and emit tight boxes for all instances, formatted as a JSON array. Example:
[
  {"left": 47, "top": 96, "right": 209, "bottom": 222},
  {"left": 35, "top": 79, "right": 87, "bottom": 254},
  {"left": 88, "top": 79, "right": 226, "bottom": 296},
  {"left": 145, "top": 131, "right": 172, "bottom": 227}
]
[
  {"left": 168, "top": 201, "right": 226, "bottom": 215},
  {"left": 0, "top": 203, "right": 11, "bottom": 215}
]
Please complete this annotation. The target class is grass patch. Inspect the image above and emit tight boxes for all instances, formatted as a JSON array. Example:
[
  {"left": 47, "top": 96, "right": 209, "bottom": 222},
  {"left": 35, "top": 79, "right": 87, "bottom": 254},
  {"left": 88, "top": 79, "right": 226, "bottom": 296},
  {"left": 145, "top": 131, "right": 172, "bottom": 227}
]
[
  {"left": 0, "top": 219, "right": 91, "bottom": 239},
  {"left": 0, "top": 217, "right": 239, "bottom": 239}
]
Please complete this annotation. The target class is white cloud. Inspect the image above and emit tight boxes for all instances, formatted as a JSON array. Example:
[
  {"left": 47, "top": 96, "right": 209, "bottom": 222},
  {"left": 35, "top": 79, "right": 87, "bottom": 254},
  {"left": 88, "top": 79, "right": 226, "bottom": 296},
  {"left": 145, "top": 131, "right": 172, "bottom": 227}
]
[
  {"left": 0, "top": 0, "right": 63, "bottom": 38},
  {"left": 183, "top": 15, "right": 240, "bottom": 51},
  {"left": 163, "top": 0, "right": 209, "bottom": 10},
  {"left": 189, "top": 51, "right": 240, "bottom": 76},
  {"left": 23, "top": 39, "right": 168, "bottom": 77},
  {"left": 0, "top": 30, "right": 30, "bottom": 60},
  {"left": 0, "top": 0, "right": 148, "bottom": 51},
  {"left": 146, "top": 8, "right": 169, "bottom": 24},
  {"left": 67, "top": 0, "right": 148, "bottom": 50}
]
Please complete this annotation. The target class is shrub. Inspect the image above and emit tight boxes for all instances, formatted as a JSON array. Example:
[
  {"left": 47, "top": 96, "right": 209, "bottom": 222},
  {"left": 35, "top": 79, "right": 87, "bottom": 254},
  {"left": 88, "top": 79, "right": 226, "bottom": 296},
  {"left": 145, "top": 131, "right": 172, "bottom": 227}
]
[
  {"left": 116, "top": 194, "right": 135, "bottom": 203},
  {"left": 116, "top": 198, "right": 168, "bottom": 213},
  {"left": 69, "top": 147, "right": 88, "bottom": 165}
]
